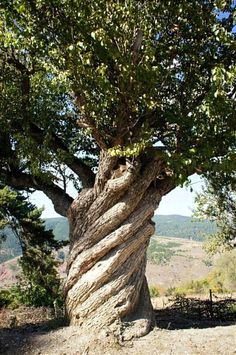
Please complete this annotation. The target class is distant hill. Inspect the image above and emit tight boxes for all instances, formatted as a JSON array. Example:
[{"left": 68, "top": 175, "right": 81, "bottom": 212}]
[
  {"left": 43, "top": 215, "right": 217, "bottom": 242},
  {"left": 152, "top": 215, "right": 217, "bottom": 241},
  {"left": 0, "top": 215, "right": 217, "bottom": 263},
  {"left": 1, "top": 236, "right": 213, "bottom": 290},
  {"left": 0, "top": 217, "right": 69, "bottom": 264},
  {"left": 44, "top": 217, "right": 69, "bottom": 241},
  {"left": 0, "top": 229, "right": 22, "bottom": 264},
  {"left": 146, "top": 235, "right": 213, "bottom": 289}
]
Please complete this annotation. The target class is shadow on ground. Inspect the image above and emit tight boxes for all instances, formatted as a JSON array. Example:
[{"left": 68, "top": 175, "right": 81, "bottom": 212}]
[
  {"left": 0, "top": 316, "right": 68, "bottom": 355},
  {"left": 0, "top": 297, "right": 235, "bottom": 354},
  {"left": 155, "top": 296, "right": 236, "bottom": 330}
]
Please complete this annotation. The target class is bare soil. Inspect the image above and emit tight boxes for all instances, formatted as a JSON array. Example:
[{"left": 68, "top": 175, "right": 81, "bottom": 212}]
[
  {"left": 146, "top": 236, "right": 214, "bottom": 289},
  {"left": 0, "top": 297, "right": 235, "bottom": 355},
  {"left": 0, "top": 238, "right": 234, "bottom": 354}
]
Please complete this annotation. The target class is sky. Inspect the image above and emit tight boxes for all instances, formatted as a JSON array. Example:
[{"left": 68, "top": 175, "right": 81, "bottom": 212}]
[
  {"left": 30, "top": 174, "right": 204, "bottom": 218},
  {"left": 156, "top": 174, "right": 203, "bottom": 216}
]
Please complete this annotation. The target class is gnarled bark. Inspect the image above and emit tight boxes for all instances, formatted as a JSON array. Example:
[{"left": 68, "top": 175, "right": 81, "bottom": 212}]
[{"left": 65, "top": 153, "right": 174, "bottom": 340}]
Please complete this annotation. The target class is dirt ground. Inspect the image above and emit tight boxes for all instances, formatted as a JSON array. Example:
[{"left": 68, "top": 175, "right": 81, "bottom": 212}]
[
  {"left": 146, "top": 236, "right": 214, "bottom": 289},
  {"left": 0, "top": 298, "right": 235, "bottom": 355}
]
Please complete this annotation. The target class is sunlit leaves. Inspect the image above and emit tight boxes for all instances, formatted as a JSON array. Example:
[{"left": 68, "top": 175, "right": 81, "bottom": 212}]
[
  {"left": 0, "top": 0, "right": 235, "bottom": 186},
  {"left": 109, "top": 140, "right": 150, "bottom": 158}
]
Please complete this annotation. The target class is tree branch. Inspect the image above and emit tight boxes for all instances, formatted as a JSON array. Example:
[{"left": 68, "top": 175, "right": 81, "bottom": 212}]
[
  {"left": 132, "top": 29, "right": 143, "bottom": 65},
  {"left": 77, "top": 118, "right": 108, "bottom": 150},
  {"left": 27, "top": 123, "right": 95, "bottom": 187},
  {"left": 75, "top": 93, "right": 108, "bottom": 150},
  {"left": 6, "top": 55, "right": 96, "bottom": 188},
  {"left": 0, "top": 168, "right": 73, "bottom": 217}
]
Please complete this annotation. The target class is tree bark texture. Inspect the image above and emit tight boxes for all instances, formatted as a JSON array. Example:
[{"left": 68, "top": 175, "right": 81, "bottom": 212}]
[{"left": 65, "top": 153, "right": 173, "bottom": 340}]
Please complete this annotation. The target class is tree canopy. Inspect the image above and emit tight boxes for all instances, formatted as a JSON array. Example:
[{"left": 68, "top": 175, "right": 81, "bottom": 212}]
[{"left": 0, "top": 1, "right": 235, "bottom": 212}]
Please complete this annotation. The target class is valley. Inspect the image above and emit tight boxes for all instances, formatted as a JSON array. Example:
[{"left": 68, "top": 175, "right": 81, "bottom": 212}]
[{"left": 0, "top": 235, "right": 213, "bottom": 292}]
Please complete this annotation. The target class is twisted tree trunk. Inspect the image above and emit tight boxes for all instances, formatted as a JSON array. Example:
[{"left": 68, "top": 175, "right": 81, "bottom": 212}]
[{"left": 65, "top": 153, "right": 173, "bottom": 340}]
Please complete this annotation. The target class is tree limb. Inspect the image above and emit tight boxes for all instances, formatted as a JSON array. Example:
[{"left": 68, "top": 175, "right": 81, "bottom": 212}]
[
  {"left": 132, "top": 29, "right": 143, "bottom": 65},
  {"left": 6, "top": 55, "right": 96, "bottom": 188},
  {"left": 0, "top": 168, "right": 73, "bottom": 216},
  {"left": 27, "top": 123, "right": 96, "bottom": 187},
  {"left": 75, "top": 94, "right": 108, "bottom": 150}
]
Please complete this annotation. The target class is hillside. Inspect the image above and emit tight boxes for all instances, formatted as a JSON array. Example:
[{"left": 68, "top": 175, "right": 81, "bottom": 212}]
[
  {"left": 0, "top": 217, "right": 69, "bottom": 264},
  {"left": 0, "top": 215, "right": 217, "bottom": 263},
  {"left": 44, "top": 214, "right": 217, "bottom": 242},
  {"left": 0, "top": 236, "right": 212, "bottom": 290},
  {"left": 153, "top": 214, "right": 217, "bottom": 241},
  {"left": 146, "top": 236, "right": 212, "bottom": 289},
  {"left": 0, "top": 230, "right": 22, "bottom": 264},
  {"left": 1, "top": 233, "right": 235, "bottom": 355}
]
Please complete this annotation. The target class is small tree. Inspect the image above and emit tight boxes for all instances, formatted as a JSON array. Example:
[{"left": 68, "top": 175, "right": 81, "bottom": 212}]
[
  {"left": 0, "top": 185, "right": 64, "bottom": 307},
  {"left": 194, "top": 174, "right": 236, "bottom": 254}
]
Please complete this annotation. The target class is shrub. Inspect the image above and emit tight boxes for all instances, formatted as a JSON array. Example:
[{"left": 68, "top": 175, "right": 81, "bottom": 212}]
[
  {"left": 149, "top": 285, "right": 160, "bottom": 298},
  {"left": 166, "top": 274, "right": 228, "bottom": 297},
  {"left": 203, "top": 258, "right": 213, "bottom": 267},
  {"left": 0, "top": 286, "right": 22, "bottom": 309},
  {"left": 0, "top": 187, "right": 65, "bottom": 309},
  {"left": 165, "top": 287, "right": 186, "bottom": 298},
  {"left": 0, "top": 289, "right": 11, "bottom": 307},
  {"left": 215, "top": 249, "right": 236, "bottom": 291}
]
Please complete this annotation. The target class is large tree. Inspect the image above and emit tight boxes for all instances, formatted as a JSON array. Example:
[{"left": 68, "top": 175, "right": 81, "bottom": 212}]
[{"left": 0, "top": 1, "right": 235, "bottom": 339}]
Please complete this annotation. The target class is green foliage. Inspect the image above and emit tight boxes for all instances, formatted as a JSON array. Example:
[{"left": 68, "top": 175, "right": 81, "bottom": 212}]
[
  {"left": 165, "top": 287, "right": 183, "bottom": 297},
  {"left": 0, "top": 282, "right": 62, "bottom": 309},
  {"left": 168, "top": 250, "right": 236, "bottom": 296},
  {"left": 149, "top": 285, "right": 160, "bottom": 298},
  {"left": 215, "top": 249, "right": 236, "bottom": 291},
  {"left": 0, "top": 186, "right": 64, "bottom": 307},
  {"left": 203, "top": 258, "right": 213, "bottom": 267},
  {"left": 0, "top": 286, "right": 22, "bottom": 309},
  {"left": 21, "top": 258, "right": 63, "bottom": 308},
  {"left": 18, "top": 247, "right": 63, "bottom": 307},
  {"left": 0, "top": 289, "right": 11, "bottom": 308},
  {"left": 0, "top": 1, "right": 235, "bottom": 192},
  {"left": 194, "top": 177, "right": 236, "bottom": 254},
  {"left": 168, "top": 278, "right": 225, "bottom": 296}
]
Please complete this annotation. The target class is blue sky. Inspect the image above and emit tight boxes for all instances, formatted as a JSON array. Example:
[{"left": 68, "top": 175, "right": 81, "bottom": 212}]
[
  {"left": 156, "top": 174, "right": 203, "bottom": 216},
  {"left": 30, "top": 174, "right": 203, "bottom": 218}
]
